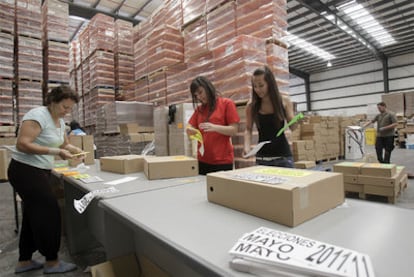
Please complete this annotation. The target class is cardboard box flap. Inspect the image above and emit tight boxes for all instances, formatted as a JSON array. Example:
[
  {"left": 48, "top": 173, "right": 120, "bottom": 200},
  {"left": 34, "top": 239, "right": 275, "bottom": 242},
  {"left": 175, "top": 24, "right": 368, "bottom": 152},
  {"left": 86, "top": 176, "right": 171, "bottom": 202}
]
[{"left": 360, "top": 163, "right": 397, "bottom": 177}]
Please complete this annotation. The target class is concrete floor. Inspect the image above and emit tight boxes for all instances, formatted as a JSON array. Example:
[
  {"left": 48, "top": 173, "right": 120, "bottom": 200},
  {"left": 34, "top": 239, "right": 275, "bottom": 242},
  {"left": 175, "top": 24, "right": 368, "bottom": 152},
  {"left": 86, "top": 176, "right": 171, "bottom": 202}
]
[{"left": 0, "top": 146, "right": 413, "bottom": 276}]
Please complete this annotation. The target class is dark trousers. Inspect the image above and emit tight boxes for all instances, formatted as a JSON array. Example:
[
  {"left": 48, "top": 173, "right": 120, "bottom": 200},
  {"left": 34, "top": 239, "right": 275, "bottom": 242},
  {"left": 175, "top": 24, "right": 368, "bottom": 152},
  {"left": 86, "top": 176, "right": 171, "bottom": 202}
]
[
  {"left": 198, "top": 161, "right": 233, "bottom": 175},
  {"left": 256, "top": 156, "right": 294, "bottom": 168},
  {"left": 375, "top": 136, "right": 395, "bottom": 163},
  {"left": 8, "top": 159, "right": 61, "bottom": 261}
]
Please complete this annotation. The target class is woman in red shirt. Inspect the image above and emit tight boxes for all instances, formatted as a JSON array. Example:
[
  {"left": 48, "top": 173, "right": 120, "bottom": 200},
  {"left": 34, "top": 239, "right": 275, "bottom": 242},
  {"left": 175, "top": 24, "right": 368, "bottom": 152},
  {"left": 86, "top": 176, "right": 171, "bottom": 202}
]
[{"left": 186, "top": 76, "right": 240, "bottom": 175}]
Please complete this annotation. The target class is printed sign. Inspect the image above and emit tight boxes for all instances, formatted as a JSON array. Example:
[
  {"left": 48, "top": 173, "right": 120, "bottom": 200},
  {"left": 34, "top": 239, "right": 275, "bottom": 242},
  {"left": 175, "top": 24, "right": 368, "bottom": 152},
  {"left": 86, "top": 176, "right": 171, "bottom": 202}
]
[{"left": 229, "top": 227, "right": 375, "bottom": 277}]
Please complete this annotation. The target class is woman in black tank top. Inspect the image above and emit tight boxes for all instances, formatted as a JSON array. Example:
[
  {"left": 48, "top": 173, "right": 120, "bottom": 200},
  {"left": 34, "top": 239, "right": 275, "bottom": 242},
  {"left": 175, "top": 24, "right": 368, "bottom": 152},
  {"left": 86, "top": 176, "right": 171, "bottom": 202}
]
[{"left": 243, "top": 66, "right": 298, "bottom": 168}]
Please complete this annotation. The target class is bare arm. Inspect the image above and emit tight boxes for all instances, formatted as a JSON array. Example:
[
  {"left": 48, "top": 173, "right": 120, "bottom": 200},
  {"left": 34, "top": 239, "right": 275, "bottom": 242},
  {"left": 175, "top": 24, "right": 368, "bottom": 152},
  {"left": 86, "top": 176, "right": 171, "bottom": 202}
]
[
  {"left": 16, "top": 120, "right": 77, "bottom": 159},
  {"left": 243, "top": 101, "right": 253, "bottom": 156},
  {"left": 199, "top": 122, "right": 238, "bottom": 136},
  {"left": 283, "top": 95, "right": 298, "bottom": 131}
]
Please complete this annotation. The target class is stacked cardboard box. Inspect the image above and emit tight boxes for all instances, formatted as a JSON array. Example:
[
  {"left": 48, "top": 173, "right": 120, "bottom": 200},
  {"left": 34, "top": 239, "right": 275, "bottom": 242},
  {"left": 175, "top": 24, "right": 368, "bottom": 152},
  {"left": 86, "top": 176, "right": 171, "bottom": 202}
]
[
  {"left": 333, "top": 162, "right": 407, "bottom": 203},
  {"left": 0, "top": 79, "right": 14, "bottom": 124},
  {"left": 168, "top": 103, "right": 195, "bottom": 157},
  {"left": 0, "top": 33, "right": 14, "bottom": 79}
]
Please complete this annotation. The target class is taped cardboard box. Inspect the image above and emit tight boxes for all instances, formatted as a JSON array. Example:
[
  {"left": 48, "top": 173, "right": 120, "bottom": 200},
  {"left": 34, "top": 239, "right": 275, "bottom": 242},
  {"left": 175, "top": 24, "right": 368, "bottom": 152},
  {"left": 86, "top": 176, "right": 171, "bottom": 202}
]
[
  {"left": 207, "top": 166, "right": 344, "bottom": 227},
  {"left": 360, "top": 163, "right": 397, "bottom": 177},
  {"left": 333, "top": 161, "right": 365, "bottom": 175},
  {"left": 144, "top": 155, "right": 198, "bottom": 180},
  {"left": 100, "top": 155, "right": 146, "bottom": 174}
]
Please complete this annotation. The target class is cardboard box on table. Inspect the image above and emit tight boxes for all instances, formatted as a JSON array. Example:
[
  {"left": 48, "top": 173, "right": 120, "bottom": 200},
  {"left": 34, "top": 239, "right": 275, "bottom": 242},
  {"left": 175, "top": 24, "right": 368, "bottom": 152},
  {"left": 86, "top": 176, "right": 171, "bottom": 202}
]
[
  {"left": 206, "top": 165, "right": 344, "bottom": 227},
  {"left": 144, "top": 155, "right": 198, "bottom": 180},
  {"left": 100, "top": 155, "right": 146, "bottom": 174},
  {"left": 68, "top": 135, "right": 95, "bottom": 166}
]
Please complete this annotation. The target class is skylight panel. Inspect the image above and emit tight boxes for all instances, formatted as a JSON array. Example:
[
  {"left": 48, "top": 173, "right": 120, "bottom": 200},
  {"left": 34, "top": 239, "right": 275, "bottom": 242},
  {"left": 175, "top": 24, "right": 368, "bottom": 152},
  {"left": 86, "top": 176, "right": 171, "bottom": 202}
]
[
  {"left": 338, "top": 1, "right": 395, "bottom": 47},
  {"left": 284, "top": 32, "right": 335, "bottom": 61}
]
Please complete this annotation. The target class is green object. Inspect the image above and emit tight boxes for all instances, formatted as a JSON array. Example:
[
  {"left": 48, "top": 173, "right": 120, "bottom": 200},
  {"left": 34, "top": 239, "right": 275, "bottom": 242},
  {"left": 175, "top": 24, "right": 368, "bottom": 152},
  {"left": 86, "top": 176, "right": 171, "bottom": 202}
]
[{"left": 276, "top": 112, "right": 304, "bottom": 137}]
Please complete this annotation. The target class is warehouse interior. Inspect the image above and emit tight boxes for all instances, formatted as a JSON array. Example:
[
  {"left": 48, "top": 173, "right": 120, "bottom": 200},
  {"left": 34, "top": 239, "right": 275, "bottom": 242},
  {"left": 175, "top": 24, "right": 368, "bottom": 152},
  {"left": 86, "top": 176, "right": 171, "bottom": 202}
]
[{"left": 1, "top": 0, "right": 414, "bottom": 276}]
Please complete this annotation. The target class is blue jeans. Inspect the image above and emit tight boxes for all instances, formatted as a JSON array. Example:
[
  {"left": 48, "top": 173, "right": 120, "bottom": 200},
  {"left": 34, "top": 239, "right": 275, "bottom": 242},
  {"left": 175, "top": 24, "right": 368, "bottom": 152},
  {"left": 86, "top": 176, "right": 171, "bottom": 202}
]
[{"left": 256, "top": 156, "right": 294, "bottom": 168}]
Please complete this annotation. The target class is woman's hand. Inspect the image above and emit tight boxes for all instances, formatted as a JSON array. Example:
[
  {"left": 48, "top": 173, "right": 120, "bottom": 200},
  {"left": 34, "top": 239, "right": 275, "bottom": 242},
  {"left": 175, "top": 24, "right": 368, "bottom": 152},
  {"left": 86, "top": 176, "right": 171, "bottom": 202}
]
[{"left": 199, "top": 122, "right": 216, "bottom": 132}]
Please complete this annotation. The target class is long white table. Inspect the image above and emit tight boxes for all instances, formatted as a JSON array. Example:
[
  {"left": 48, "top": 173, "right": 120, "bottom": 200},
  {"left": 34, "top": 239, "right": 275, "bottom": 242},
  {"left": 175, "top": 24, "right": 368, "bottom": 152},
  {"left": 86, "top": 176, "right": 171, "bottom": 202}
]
[
  {"left": 100, "top": 181, "right": 414, "bottom": 277},
  {"left": 58, "top": 161, "right": 203, "bottom": 254}
]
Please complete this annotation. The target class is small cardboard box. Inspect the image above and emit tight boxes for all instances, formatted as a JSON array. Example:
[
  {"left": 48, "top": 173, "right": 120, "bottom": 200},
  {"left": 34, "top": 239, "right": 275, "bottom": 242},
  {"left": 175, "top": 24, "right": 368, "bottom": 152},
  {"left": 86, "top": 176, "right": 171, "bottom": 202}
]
[
  {"left": 360, "top": 163, "right": 397, "bottom": 177},
  {"left": 207, "top": 166, "right": 344, "bottom": 227},
  {"left": 90, "top": 254, "right": 140, "bottom": 277},
  {"left": 333, "top": 162, "right": 365, "bottom": 175},
  {"left": 100, "top": 155, "right": 146, "bottom": 174},
  {"left": 294, "top": 160, "right": 316, "bottom": 169},
  {"left": 144, "top": 155, "right": 198, "bottom": 180},
  {"left": 68, "top": 135, "right": 95, "bottom": 165}
]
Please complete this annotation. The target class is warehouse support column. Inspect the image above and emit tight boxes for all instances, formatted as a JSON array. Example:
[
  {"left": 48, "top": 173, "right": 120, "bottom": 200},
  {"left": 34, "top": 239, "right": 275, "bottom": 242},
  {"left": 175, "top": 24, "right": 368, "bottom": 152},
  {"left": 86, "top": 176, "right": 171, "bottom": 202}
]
[{"left": 383, "top": 57, "right": 389, "bottom": 93}]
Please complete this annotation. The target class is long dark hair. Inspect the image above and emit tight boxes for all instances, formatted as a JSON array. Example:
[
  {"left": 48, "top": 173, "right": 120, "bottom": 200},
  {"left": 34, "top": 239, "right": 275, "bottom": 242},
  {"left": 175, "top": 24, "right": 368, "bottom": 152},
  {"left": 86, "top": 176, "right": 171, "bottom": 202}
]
[
  {"left": 251, "top": 66, "right": 284, "bottom": 129},
  {"left": 190, "top": 76, "right": 218, "bottom": 119}
]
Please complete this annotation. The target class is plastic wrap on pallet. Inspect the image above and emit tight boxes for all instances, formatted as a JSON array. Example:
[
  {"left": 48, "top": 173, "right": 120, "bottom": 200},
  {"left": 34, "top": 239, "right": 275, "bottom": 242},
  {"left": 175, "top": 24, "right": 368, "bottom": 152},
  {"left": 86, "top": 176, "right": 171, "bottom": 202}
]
[
  {"left": 134, "top": 77, "right": 149, "bottom": 103},
  {"left": 89, "top": 50, "right": 115, "bottom": 88},
  {"left": 148, "top": 71, "right": 167, "bottom": 107},
  {"left": 166, "top": 63, "right": 190, "bottom": 105},
  {"left": 0, "top": 33, "right": 14, "bottom": 78},
  {"left": 236, "top": 0, "right": 287, "bottom": 40},
  {"left": 115, "top": 53, "right": 134, "bottom": 89},
  {"left": 134, "top": 38, "right": 148, "bottom": 79},
  {"left": 133, "top": 19, "right": 152, "bottom": 44},
  {"left": 17, "top": 36, "right": 43, "bottom": 80},
  {"left": 79, "top": 27, "right": 89, "bottom": 62},
  {"left": 183, "top": 16, "right": 207, "bottom": 60},
  {"left": 89, "top": 14, "right": 114, "bottom": 53},
  {"left": 114, "top": 19, "right": 133, "bottom": 55},
  {"left": 150, "top": 4, "right": 167, "bottom": 29},
  {"left": 0, "top": 79, "right": 13, "bottom": 124},
  {"left": 186, "top": 50, "right": 215, "bottom": 82},
  {"left": 146, "top": 25, "right": 184, "bottom": 73},
  {"left": 206, "top": 1, "right": 236, "bottom": 50},
  {"left": 44, "top": 41, "right": 70, "bottom": 82},
  {"left": 41, "top": 0, "right": 69, "bottom": 42},
  {"left": 182, "top": 0, "right": 205, "bottom": 25},
  {"left": 164, "top": 0, "right": 183, "bottom": 28},
  {"left": 0, "top": 2, "right": 15, "bottom": 34},
  {"left": 16, "top": 0, "right": 42, "bottom": 39}
]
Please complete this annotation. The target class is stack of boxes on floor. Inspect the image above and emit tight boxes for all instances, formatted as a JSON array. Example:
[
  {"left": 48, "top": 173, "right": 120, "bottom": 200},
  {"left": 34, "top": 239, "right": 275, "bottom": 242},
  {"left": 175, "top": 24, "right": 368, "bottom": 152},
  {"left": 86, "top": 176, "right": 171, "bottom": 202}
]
[
  {"left": 69, "top": 0, "right": 290, "bottom": 161},
  {"left": 333, "top": 162, "right": 408, "bottom": 204},
  {"left": 291, "top": 115, "right": 361, "bottom": 163},
  {"left": 41, "top": 0, "right": 70, "bottom": 100},
  {"left": 382, "top": 91, "right": 414, "bottom": 148},
  {"left": 16, "top": 0, "right": 43, "bottom": 122},
  {"left": 0, "top": 0, "right": 15, "bottom": 126}
]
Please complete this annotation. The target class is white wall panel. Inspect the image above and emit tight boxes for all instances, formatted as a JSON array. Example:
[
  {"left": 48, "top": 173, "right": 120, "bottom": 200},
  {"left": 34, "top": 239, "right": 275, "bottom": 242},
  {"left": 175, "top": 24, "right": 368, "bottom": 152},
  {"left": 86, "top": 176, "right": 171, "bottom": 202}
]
[
  {"left": 311, "top": 60, "right": 382, "bottom": 81},
  {"left": 310, "top": 71, "right": 383, "bottom": 91},
  {"left": 311, "top": 94, "right": 381, "bottom": 110},
  {"left": 389, "top": 64, "right": 414, "bottom": 79},
  {"left": 310, "top": 82, "right": 384, "bottom": 101},
  {"left": 390, "top": 76, "right": 414, "bottom": 91}
]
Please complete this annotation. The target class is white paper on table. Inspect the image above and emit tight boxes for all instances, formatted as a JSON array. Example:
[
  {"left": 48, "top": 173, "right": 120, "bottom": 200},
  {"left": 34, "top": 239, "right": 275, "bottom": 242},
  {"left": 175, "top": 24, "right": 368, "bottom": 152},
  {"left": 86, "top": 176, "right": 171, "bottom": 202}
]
[
  {"left": 104, "top": 176, "right": 138, "bottom": 185},
  {"left": 243, "top": 141, "right": 271, "bottom": 158},
  {"left": 73, "top": 186, "right": 119, "bottom": 214}
]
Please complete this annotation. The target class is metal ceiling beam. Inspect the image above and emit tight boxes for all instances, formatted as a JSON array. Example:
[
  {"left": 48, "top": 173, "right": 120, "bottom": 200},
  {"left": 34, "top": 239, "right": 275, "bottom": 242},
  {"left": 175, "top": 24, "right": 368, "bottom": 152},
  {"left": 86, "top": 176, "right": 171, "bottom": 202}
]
[
  {"left": 295, "top": 0, "right": 386, "bottom": 60},
  {"left": 67, "top": 1, "right": 140, "bottom": 25}
]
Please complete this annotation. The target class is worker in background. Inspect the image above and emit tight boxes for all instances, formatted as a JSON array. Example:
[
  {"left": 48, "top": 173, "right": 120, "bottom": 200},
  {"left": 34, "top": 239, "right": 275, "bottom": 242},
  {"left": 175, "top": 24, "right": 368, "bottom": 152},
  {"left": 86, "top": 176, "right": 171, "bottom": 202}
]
[
  {"left": 363, "top": 102, "right": 397, "bottom": 163},
  {"left": 243, "top": 66, "right": 297, "bottom": 168},
  {"left": 68, "top": 120, "right": 86, "bottom": 136},
  {"left": 8, "top": 85, "right": 82, "bottom": 274},
  {"left": 186, "top": 76, "right": 240, "bottom": 175}
]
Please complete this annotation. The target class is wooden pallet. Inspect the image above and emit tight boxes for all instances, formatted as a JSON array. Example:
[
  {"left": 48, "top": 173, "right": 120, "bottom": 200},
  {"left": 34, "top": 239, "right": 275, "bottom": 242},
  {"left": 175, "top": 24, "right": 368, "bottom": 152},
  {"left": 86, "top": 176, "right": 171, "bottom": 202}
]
[{"left": 345, "top": 191, "right": 397, "bottom": 204}]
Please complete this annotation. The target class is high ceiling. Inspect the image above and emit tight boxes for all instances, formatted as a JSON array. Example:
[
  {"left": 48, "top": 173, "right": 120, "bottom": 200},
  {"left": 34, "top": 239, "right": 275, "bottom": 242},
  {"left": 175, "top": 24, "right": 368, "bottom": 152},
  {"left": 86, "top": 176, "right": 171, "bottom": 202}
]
[{"left": 66, "top": 0, "right": 414, "bottom": 75}]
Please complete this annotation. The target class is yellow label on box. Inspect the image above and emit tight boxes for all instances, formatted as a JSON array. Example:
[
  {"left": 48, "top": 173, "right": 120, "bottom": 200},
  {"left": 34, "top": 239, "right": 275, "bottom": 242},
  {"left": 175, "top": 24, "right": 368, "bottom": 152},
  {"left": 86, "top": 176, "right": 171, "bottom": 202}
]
[
  {"left": 174, "top": 155, "right": 188, "bottom": 160},
  {"left": 255, "top": 168, "right": 312, "bottom": 177},
  {"left": 177, "top": 123, "right": 183, "bottom": 129}
]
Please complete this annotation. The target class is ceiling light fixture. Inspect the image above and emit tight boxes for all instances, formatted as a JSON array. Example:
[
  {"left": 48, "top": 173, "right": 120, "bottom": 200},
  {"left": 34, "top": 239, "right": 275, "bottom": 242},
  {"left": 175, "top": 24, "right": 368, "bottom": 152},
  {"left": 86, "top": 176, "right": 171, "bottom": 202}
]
[
  {"left": 283, "top": 32, "right": 336, "bottom": 61},
  {"left": 337, "top": 2, "right": 395, "bottom": 47},
  {"left": 327, "top": 61, "right": 332, "bottom": 67}
]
